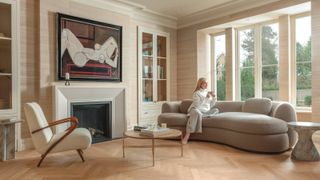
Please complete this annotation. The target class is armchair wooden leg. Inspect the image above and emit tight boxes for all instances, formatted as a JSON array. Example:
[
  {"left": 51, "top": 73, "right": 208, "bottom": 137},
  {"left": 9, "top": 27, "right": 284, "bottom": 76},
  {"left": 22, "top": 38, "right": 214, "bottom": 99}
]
[
  {"left": 77, "top": 149, "right": 85, "bottom": 162},
  {"left": 37, "top": 154, "right": 47, "bottom": 167}
]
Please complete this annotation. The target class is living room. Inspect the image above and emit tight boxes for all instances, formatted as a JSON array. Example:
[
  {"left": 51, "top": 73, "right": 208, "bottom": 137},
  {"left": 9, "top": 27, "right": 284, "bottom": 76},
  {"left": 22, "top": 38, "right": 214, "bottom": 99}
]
[{"left": 0, "top": 0, "right": 319, "bottom": 179}]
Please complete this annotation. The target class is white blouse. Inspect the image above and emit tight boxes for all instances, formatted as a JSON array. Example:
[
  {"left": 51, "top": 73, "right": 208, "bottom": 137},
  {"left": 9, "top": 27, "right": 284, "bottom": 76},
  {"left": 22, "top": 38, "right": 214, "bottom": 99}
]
[{"left": 188, "top": 89, "right": 216, "bottom": 113}]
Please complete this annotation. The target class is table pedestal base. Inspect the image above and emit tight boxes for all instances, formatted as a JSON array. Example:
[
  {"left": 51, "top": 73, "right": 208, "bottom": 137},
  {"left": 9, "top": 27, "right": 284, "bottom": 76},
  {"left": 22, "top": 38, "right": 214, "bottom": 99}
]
[{"left": 292, "top": 129, "right": 319, "bottom": 161}]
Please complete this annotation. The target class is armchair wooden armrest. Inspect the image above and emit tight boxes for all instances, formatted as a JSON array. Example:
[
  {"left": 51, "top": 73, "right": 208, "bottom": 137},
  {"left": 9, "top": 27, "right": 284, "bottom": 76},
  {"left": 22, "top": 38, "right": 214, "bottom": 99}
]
[
  {"left": 31, "top": 117, "right": 79, "bottom": 167},
  {"left": 32, "top": 117, "right": 78, "bottom": 134}
]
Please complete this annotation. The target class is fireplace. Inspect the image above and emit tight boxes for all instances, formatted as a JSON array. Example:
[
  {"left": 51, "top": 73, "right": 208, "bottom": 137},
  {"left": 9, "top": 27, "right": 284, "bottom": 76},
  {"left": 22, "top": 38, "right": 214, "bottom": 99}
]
[
  {"left": 53, "top": 86, "right": 126, "bottom": 139},
  {"left": 71, "top": 101, "right": 112, "bottom": 144}
]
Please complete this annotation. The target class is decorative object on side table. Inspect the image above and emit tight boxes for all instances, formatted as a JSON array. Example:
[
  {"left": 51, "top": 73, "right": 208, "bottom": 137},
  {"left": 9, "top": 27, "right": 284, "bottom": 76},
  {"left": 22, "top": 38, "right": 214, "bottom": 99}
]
[
  {"left": 133, "top": 125, "right": 147, "bottom": 131},
  {"left": 140, "top": 126, "right": 170, "bottom": 137},
  {"left": 287, "top": 121, "right": 320, "bottom": 161},
  {"left": 57, "top": 13, "right": 122, "bottom": 81}
]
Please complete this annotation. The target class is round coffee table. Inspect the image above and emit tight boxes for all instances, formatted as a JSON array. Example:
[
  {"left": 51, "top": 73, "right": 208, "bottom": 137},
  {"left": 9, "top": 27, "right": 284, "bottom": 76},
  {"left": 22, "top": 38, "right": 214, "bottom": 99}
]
[
  {"left": 288, "top": 122, "right": 320, "bottom": 161},
  {"left": 123, "top": 129, "right": 183, "bottom": 166}
]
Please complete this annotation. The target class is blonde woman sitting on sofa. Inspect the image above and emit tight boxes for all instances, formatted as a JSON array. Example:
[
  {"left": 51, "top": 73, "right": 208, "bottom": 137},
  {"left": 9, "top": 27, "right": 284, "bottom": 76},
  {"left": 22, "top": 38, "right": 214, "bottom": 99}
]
[{"left": 182, "top": 77, "right": 219, "bottom": 144}]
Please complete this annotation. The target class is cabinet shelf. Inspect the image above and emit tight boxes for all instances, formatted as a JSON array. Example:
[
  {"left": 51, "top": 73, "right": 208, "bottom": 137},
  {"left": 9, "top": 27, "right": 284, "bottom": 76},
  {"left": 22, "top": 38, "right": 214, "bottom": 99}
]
[
  {"left": 0, "top": 36, "right": 11, "bottom": 41},
  {"left": 157, "top": 56, "right": 166, "bottom": 59},
  {"left": 142, "top": 55, "right": 153, "bottom": 58},
  {"left": 0, "top": 73, "right": 12, "bottom": 76}
]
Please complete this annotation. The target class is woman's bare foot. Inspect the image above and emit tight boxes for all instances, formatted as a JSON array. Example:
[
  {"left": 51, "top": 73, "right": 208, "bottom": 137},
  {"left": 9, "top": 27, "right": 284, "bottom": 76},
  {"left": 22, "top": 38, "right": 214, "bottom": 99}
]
[{"left": 182, "top": 132, "right": 190, "bottom": 144}]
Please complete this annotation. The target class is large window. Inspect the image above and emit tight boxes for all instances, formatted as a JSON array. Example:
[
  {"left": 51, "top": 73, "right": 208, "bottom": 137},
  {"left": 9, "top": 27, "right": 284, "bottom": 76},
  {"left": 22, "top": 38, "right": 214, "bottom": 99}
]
[
  {"left": 294, "top": 15, "right": 311, "bottom": 107},
  {"left": 237, "top": 22, "right": 279, "bottom": 101},
  {"left": 239, "top": 28, "right": 255, "bottom": 101},
  {"left": 262, "top": 23, "right": 279, "bottom": 100},
  {"left": 212, "top": 34, "right": 226, "bottom": 100}
]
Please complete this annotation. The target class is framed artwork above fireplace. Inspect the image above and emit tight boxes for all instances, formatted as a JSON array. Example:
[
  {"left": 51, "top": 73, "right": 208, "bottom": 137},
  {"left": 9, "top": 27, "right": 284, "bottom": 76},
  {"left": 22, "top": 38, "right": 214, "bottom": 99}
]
[{"left": 57, "top": 13, "right": 122, "bottom": 81}]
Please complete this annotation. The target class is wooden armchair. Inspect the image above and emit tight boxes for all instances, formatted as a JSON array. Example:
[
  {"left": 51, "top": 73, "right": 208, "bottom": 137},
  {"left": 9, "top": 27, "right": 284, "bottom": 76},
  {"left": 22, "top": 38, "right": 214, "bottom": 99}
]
[{"left": 24, "top": 102, "right": 92, "bottom": 167}]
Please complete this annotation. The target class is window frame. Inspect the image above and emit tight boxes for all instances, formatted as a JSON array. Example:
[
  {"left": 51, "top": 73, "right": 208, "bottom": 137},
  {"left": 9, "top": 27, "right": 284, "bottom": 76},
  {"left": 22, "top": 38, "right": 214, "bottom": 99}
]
[
  {"left": 235, "top": 19, "right": 279, "bottom": 101},
  {"left": 290, "top": 12, "right": 311, "bottom": 111}
]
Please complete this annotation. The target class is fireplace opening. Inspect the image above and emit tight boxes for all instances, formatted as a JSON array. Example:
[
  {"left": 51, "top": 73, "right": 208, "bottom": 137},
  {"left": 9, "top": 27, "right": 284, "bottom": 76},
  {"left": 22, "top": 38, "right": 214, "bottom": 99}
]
[{"left": 71, "top": 101, "right": 112, "bottom": 144}]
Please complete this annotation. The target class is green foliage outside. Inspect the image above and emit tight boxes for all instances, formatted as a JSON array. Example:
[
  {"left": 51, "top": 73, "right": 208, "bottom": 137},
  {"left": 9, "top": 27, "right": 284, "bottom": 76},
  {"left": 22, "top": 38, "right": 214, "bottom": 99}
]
[
  {"left": 304, "top": 96, "right": 312, "bottom": 106},
  {"left": 217, "top": 69, "right": 226, "bottom": 100},
  {"left": 296, "top": 38, "right": 312, "bottom": 90}
]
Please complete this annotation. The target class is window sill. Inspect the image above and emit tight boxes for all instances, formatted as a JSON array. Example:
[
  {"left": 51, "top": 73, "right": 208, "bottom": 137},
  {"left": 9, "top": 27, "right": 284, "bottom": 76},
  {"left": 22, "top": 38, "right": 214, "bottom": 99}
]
[{"left": 296, "top": 108, "right": 311, "bottom": 113}]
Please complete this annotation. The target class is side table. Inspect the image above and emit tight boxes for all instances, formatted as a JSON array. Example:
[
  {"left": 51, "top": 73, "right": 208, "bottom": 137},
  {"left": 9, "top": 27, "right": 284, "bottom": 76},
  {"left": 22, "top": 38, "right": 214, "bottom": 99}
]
[
  {"left": 287, "top": 122, "right": 320, "bottom": 161},
  {"left": 0, "top": 118, "right": 22, "bottom": 161}
]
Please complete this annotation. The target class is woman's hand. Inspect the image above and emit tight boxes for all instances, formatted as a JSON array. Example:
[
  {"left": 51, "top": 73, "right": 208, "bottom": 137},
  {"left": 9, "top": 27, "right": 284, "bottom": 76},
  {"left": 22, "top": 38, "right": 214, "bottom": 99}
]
[{"left": 207, "top": 91, "right": 215, "bottom": 98}]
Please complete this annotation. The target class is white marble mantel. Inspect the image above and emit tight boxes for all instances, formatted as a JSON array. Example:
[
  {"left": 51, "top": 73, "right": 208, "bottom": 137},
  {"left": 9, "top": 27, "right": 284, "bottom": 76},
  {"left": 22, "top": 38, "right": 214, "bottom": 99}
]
[{"left": 53, "top": 85, "right": 126, "bottom": 139}]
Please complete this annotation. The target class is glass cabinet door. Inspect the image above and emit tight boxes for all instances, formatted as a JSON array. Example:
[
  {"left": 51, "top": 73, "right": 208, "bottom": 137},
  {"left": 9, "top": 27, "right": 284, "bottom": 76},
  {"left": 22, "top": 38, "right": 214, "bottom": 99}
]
[
  {"left": 157, "top": 35, "right": 167, "bottom": 102},
  {"left": 0, "top": 2, "right": 12, "bottom": 110},
  {"left": 142, "top": 32, "right": 153, "bottom": 102}
]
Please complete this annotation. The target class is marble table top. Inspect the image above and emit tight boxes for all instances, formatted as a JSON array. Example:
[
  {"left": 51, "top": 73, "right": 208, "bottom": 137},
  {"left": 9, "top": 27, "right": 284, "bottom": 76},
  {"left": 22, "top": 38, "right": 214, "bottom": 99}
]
[{"left": 288, "top": 122, "right": 320, "bottom": 130}]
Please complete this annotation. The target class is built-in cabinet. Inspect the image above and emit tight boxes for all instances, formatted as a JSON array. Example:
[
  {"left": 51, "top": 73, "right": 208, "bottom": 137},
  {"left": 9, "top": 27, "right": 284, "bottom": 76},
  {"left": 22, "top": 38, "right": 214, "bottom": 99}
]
[
  {"left": 138, "top": 27, "right": 170, "bottom": 126},
  {"left": 0, "top": 0, "right": 19, "bottom": 118}
]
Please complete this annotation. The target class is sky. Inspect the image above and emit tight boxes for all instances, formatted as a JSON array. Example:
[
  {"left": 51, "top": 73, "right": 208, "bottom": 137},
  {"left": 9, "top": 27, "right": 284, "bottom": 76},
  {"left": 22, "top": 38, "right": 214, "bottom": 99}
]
[{"left": 296, "top": 16, "right": 311, "bottom": 45}]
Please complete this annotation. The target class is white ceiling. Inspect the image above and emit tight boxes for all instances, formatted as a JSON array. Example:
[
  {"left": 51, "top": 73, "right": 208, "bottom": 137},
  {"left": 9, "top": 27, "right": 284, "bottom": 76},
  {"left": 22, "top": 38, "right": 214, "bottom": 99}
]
[{"left": 119, "top": 0, "right": 240, "bottom": 19}]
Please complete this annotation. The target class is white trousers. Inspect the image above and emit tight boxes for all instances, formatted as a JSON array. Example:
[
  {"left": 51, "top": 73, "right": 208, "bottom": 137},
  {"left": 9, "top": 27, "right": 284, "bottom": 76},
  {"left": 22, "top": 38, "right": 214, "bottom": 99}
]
[{"left": 186, "top": 107, "right": 219, "bottom": 133}]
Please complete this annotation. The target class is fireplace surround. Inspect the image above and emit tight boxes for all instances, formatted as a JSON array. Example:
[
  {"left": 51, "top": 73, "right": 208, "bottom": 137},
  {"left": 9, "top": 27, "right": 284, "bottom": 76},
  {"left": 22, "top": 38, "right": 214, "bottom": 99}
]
[{"left": 53, "top": 85, "right": 126, "bottom": 139}]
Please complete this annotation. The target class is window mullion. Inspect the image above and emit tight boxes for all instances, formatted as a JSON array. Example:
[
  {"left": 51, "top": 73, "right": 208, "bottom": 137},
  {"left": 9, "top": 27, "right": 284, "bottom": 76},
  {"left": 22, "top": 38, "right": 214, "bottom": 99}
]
[{"left": 254, "top": 24, "right": 262, "bottom": 98}]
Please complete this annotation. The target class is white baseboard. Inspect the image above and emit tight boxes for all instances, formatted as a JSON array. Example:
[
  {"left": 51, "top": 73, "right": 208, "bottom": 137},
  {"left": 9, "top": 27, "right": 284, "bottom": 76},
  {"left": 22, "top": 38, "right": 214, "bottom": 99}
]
[{"left": 18, "top": 138, "right": 34, "bottom": 151}]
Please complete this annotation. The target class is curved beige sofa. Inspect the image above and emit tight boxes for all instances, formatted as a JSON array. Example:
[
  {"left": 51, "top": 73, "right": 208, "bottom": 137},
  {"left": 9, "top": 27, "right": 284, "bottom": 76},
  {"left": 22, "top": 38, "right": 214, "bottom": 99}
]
[{"left": 158, "top": 98, "right": 297, "bottom": 153}]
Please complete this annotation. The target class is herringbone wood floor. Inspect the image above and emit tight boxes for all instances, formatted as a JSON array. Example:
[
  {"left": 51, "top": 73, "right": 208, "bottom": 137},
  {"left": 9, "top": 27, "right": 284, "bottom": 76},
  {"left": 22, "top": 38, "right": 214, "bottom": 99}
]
[{"left": 1, "top": 138, "right": 320, "bottom": 180}]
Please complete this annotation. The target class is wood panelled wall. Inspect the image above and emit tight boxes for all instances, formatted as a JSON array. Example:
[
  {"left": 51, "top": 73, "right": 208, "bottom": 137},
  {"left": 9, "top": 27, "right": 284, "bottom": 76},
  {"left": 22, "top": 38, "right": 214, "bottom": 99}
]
[
  {"left": 19, "top": 0, "right": 177, "bottom": 143},
  {"left": 20, "top": 0, "right": 40, "bottom": 139}
]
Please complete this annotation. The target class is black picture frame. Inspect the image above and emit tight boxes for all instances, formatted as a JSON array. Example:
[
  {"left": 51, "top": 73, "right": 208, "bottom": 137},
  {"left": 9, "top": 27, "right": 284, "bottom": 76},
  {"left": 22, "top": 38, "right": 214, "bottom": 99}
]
[{"left": 57, "top": 13, "right": 122, "bottom": 82}]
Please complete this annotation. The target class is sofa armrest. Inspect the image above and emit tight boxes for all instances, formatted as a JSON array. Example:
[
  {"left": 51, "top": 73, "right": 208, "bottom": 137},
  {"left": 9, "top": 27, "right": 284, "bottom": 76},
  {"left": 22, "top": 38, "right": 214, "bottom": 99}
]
[
  {"left": 161, "top": 101, "right": 181, "bottom": 113},
  {"left": 272, "top": 102, "right": 297, "bottom": 123},
  {"left": 272, "top": 102, "right": 297, "bottom": 148}
]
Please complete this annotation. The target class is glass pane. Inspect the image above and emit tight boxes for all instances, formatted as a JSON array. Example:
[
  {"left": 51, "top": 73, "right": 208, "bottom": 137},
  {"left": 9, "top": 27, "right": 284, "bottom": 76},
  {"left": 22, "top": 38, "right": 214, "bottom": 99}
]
[
  {"left": 239, "top": 29, "right": 254, "bottom": 68},
  {"left": 157, "top": 36, "right": 166, "bottom": 57},
  {"left": 143, "top": 80, "right": 153, "bottom": 102},
  {"left": 262, "top": 23, "right": 279, "bottom": 100},
  {"left": 143, "top": 57, "right": 153, "bottom": 78},
  {"left": 214, "top": 34, "right": 226, "bottom": 101},
  {"left": 239, "top": 29, "right": 254, "bottom": 100},
  {"left": 0, "top": 76, "right": 12, "bottom": 109},
  {"left": 157, "top": 80, "right": 166, "bottom": 101},
  {"left": 295, "top": 16, "right": 311, "bottom": 107},
  {"left": 142, "top": 33, "right": 153, "bottom": 56},
  {"left": 240, "top": 67, "right": 255, "bottom": 101},
  {"left": 157, "top": 58, "right": 166, "bottom": 79},
  {"left": 262, "top": 66, "right": 279, "bottom": 100},
  {"left": 296, "top": 62, "right": 312, "bottom": 107}
]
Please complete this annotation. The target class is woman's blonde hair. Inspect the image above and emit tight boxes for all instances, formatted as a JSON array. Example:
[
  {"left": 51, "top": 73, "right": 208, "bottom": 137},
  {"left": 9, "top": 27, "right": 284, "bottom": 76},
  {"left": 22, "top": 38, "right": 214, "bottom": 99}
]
[{"left": 193, "top": 77, "right": 207, "bottom": 92}]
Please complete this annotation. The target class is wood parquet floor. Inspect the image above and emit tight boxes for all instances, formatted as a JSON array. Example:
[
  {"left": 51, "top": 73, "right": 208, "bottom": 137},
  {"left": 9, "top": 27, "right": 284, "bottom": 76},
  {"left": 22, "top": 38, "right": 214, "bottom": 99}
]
[{"left": 1, "top": 138, "right": 320, "bottom": 180}]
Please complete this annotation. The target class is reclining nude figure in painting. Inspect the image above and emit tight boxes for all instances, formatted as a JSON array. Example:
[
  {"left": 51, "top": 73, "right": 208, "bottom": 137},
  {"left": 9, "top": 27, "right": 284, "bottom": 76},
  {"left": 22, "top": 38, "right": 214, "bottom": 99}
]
[{"left": 61, "top": 28, "right": 119, "bottom": 68}]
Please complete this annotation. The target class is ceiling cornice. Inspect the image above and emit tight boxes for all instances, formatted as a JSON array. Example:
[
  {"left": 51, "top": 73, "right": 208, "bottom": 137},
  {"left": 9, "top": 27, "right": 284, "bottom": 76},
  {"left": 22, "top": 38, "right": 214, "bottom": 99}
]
[
  {"left": 72, "top": 0, "right": 281, "bottom": 30},
  {"left": 72, "top": 0, "right": 177, "bottom": 29},
  {"left": 177, "top": 0, "right": 280, "bottom": 29}
]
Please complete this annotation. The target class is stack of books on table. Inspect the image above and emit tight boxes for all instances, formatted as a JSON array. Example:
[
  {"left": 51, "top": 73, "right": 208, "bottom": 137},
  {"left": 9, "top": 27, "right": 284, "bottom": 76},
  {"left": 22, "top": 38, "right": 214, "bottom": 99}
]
[{"left": 140, "top": 127, "right": 170, "bottom": 137}]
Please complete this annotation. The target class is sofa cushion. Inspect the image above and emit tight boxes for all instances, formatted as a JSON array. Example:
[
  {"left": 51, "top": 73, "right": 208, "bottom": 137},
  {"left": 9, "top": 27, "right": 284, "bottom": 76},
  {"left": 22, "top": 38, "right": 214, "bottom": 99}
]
[
  {"left": 179, "top": 99, "right": 193, "bottom": 114},
  {"left": 242, "top": 98, "right": 272, "bottom": 115},
  {"left": 158, "top": 113, "right": 188, "bottom": 126},
  {"left": 203, "top": 112, "right": 288, "bottom": 135}
]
